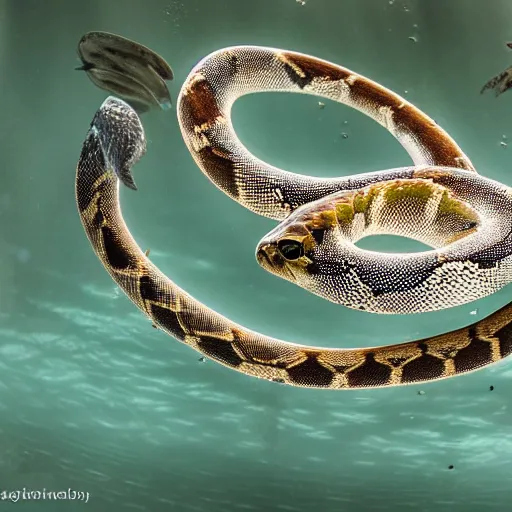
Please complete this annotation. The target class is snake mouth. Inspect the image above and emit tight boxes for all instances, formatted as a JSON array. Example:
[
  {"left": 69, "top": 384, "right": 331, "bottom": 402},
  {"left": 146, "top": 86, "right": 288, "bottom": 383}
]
[
  {"left": 256, "top": 243, "right": 278, "bottom": 270},
  {"left": 256, "top": 243, "right": 297, "bottom": 281}
]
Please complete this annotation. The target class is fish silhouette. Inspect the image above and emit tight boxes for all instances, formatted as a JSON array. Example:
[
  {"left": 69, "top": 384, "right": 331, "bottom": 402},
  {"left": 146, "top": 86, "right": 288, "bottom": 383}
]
[
  {"left": 481, "top": 42, "right": 512, "bottom": 97},
  {"left": 76, "top": 31, "right": 173, "bottom": 113},
  {"left": 481, "top": 67, "right": 512, "bottom": 97}
]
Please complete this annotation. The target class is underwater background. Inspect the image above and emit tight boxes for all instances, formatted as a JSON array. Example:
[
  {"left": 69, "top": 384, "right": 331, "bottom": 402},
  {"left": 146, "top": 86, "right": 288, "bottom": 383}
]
[{"left": 0, "top": 0, "right": 511, "bottom": 510}]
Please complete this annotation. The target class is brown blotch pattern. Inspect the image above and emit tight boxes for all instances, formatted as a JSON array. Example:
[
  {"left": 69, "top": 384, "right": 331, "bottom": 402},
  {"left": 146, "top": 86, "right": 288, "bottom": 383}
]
[
  {"left": 452, "top": 336, "right": 493, "bottom": 373},
  {"left": 182, "top": 74, "right": 223, "bottom": 127},
  {"left": 497, "top": 321, "right": 512, "bottom": 357},
  {"left": 346, "top": 353, "right": 393, "bottom": 387},
  {"left": 195, "top": 145, "right": 239, "bottom": 199},
  {"left": 197, "top": 336, "right": 244, "bottom": 367},
  {"left": 280, "top": 52, "right": 350, "bottom": 88},
  {"left": 350, "top": 78, "right": 470, "bottom": 169},
  {"left": 286, "top": 354, "right": 335, "bottom": 387},
  {"left": 101, "top": 225, "right": 134, "bottom": 270},
  {"left": 400, "top": 353, "right": 446, "bottom": 383}
]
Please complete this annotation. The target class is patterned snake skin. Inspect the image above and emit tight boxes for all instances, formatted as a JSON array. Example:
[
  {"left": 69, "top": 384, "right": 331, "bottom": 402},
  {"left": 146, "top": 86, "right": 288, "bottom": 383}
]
[{"left": 76, "top": 46, "right": 512, "bottom": 389}]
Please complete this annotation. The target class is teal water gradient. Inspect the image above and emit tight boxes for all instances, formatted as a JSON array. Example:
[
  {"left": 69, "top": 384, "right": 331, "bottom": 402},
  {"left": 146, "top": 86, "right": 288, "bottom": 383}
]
[{"left": 0, "top": 0, "right": 511, "bottom": 510}]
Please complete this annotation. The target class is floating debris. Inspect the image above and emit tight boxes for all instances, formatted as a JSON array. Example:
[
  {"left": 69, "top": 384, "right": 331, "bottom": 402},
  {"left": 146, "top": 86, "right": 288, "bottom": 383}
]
[
  {"left": 481, "top": 61, "right": 512, "bottom": 98},
  {"left": 76, "top": 31, "right": 174, "bottom": 113}
]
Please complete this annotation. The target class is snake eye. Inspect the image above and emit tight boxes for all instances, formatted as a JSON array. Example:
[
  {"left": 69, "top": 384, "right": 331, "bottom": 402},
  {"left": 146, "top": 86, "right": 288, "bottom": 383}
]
[{"left": 277, "top": 239, "right": 304, "bottom": 260}]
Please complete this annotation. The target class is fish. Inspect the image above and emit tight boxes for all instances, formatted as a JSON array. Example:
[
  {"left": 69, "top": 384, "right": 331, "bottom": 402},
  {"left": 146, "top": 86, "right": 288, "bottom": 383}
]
[
  {"left": 481, "top": 42, "right": 512, "bottom": 97},
  {"left": 76, "top": 31, "right": 173, "bottom": 113},
  {"left": 480, "top": 67, "right": 512, "bottom": 97}
]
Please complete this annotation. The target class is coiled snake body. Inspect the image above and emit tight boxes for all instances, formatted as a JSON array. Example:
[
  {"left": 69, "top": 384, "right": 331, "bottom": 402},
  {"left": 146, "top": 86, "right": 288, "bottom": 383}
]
[{"left": 76, "top": 46, "right": 512, "bottom": 389}]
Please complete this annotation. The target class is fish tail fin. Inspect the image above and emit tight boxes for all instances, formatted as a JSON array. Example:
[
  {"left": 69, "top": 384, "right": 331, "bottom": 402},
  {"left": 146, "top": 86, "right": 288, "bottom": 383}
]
[{"left": 75, "top": 62, "right": 95, "bottom": 71}]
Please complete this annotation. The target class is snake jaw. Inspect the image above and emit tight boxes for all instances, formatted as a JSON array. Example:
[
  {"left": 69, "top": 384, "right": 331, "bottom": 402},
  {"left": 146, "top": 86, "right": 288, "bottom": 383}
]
[
  {"left": 256, "top": 242, "right": 303, "bottom": 282},
  {"left": 256, "top": 234, "right": 316, "bottom": 285},
  {"left": 256, "top": 242, "right": 286, "bottom": 272}
]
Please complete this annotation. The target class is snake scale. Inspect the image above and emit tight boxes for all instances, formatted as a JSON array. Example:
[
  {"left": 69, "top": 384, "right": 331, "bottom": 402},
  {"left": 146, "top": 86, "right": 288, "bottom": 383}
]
[{"left": 76, "top": 46, "right": 512, "bottom": 389}]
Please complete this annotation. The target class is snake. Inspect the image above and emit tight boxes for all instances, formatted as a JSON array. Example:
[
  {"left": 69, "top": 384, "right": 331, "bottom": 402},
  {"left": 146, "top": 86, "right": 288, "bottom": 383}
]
[{"left": 75, "top": 46, "right": 512, "bottom": 389}]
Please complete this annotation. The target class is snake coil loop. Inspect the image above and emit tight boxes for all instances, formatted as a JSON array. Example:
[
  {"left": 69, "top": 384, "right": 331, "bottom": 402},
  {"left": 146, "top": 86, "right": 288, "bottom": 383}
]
[{"left": 76, "top": 46, "right": 512, "bottom": 389}]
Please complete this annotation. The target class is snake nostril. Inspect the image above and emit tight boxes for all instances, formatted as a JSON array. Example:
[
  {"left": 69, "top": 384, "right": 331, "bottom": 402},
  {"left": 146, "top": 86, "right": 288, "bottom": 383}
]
[{"left": 257, "top": 243, "right": 279, "bottom": 269}]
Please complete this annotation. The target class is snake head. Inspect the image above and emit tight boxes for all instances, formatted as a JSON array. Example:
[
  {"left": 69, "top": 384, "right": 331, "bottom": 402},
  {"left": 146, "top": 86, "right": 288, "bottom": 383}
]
[
  {"left": 256, "top": 178, "right": 483, "bottom": 305},
  {"left": 256, "top": 197, "right": 339, "bottom": 285}
]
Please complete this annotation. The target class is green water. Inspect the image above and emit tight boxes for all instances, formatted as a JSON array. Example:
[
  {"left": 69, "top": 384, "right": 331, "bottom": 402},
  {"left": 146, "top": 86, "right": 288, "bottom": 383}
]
[{"left": 0, "top": 0, "right": 511, "bottom": 510}]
